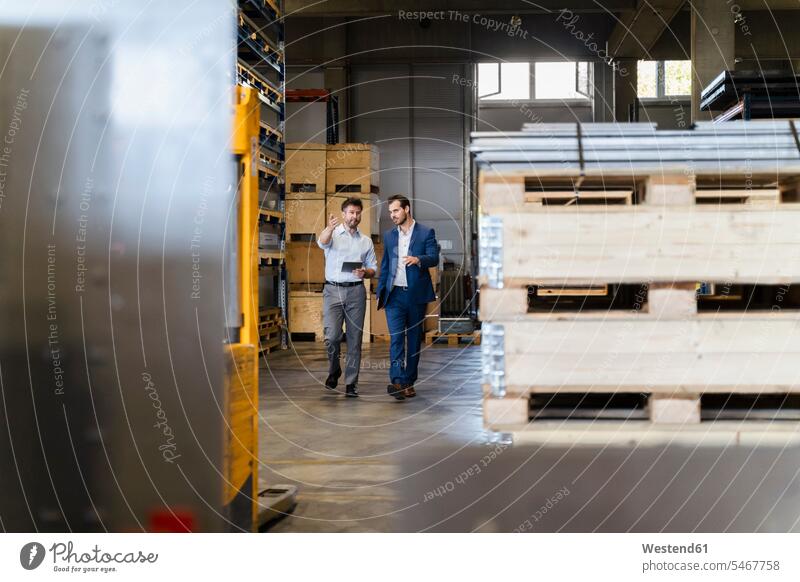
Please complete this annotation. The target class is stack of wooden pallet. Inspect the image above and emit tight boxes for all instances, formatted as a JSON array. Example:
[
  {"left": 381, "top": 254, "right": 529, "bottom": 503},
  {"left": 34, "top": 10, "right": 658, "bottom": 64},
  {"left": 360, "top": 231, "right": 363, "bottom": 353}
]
[
  {"left": 285, "top": 142, "right": 380, "bottom": 342},
  {"left": 473, "top": 121, "right": 800, "bottom": 431},
  {"left": 258, "top": 307, "right": 283, "bottom": 354}
]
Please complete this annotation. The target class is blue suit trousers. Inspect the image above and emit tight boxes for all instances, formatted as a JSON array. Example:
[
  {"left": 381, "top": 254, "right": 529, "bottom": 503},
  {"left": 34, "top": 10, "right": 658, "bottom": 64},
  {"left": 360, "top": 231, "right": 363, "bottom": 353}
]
[{"left": 385, "top": 287, "right": 428, "bottom": 386}]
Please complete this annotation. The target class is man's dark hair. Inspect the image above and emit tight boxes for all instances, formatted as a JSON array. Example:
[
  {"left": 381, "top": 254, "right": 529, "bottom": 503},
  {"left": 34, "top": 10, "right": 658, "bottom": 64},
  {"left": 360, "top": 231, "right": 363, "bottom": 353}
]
[
  {"left": 387, "top": 194, "right": 410, "bottom": 210},
  {"left": 341, "top": 197, "right": 363, "bottom": 211}
]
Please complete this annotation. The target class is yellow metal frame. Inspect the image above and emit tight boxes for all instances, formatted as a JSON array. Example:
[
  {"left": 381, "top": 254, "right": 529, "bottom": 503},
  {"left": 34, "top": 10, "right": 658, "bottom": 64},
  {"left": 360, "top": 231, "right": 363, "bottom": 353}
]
[
  {"left": 233, "top": 85, "right": 260, "bottom": 348},
  {"left": 223, "top": 85, "right": 261, "bottom": 531}
]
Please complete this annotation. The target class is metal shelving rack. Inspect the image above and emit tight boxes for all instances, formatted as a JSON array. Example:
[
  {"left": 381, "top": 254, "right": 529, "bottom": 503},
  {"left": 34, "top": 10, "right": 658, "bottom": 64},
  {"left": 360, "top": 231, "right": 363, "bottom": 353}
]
[{"left": 237, "top": 0, "right": 287, "bottom": 350}]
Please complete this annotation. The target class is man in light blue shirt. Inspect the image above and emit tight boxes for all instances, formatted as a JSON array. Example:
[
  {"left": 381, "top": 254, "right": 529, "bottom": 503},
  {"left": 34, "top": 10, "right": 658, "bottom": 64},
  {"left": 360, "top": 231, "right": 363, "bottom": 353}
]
[{"left": 317, "top": 197, "right": 377, "bottom": 397}]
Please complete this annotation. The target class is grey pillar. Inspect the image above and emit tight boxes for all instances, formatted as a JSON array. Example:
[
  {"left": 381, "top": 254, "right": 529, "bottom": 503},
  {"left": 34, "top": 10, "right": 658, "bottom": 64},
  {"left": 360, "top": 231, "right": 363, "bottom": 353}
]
[
  {"left": 690, "top": 0, "right": 735, "bottom": 122},
  {"left": 614, "top": 59, "right": 638, "bottom": 122}
]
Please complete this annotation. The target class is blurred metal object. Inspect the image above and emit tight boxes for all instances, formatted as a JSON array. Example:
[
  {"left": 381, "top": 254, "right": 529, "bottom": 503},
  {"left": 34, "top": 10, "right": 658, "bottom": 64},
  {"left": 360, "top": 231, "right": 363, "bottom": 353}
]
[
  {"left": 439, "top": 268, "right": 468, "bottom": 317},
  {"left": 0, "top": 1, "right": 234, "bottom": 531}
]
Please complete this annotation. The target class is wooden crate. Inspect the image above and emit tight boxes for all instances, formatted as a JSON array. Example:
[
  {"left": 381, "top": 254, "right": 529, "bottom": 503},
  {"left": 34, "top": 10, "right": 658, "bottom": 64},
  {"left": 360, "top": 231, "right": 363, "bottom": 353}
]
[
  {"left": 326, "top": 143, "right": 379, "bottom": 170},
  {"left": 425, "top": 330, "right": 481, "bottom": 346},
  {"left": 369, "top": 297, "right": 440, "bottom": 340},
  {"left": 362, "top": 292, "right": 372, "bottom": 343},
  {"left": 425, "top": 300, "right": 439, "bottom": 332},
  {"left": 286, "top": 143, "right": 326, "bottom": 197},
  {"left": 285, "top": 241, "right": 325, "bottom": 285},
  {"left": 326, "top": 168, "right": 379, "bottom": 194},
  {"left": 285, "top": 194, "right": 325, "bottom": 237},
  {"left": 479, "top": 171, "right": 800, "bottom": 429},
  {"left": 369, "top": 295, "right": 389, "bottom": 341},
  {"left": 327, "top": 193, "right": 381, "bottom": 236},
  {"left": 288, "top": 291, "right": 324, "bottom": 341}
]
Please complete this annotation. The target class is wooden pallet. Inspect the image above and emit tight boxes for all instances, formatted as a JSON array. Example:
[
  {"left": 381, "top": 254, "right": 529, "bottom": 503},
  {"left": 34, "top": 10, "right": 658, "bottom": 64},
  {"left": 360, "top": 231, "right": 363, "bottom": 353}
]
[
  {"left": 259, "top": 335, "right": 281, "bottom": 354},
  {"left": 479, "top": 169, "right": 800, "bottom": 429},
  {"left": 478, "top": 170, "right": 790, "bottom": 213},
  {"left": 260, "top": 307, "right": 281, "bottom": 320},
  {"left": 289, "top": 332, "right": 324, "bottom": 342},
  {"left": 481, "top": 283, "right": 800, "bottom": 425},
  {"left": 258, "top": 308, "right": 283, "bottom": 353},
  {"left": 259, "top": 322, "right": 280, "bottom": 335},
  {"left": 289, "top": 282, "right": 324, "bottom": 293},
  {"left": 425, "top": 330, "right": 481, "bottom": 346},
  {"left": 484, "top": 392, "right": 800, "bottom": 430},
  {"left": 479, "top": 179, "right": 797, "bottom": 289},
  {"left": 326, "top": 167, "right": 380, "bottom": 194}
]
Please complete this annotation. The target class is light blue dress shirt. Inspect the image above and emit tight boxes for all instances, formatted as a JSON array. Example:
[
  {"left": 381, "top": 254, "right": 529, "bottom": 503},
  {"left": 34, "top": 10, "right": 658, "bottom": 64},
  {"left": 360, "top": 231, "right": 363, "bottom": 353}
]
[{"left": 317, "top": 224, "right": 378, "bottom": 283}]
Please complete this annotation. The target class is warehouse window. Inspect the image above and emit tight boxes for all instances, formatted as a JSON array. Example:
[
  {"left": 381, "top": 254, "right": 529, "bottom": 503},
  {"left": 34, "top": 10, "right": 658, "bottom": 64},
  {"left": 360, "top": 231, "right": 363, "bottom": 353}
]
[
  {"left": 478, "top": 61, "right": 591, "bottom": 101},
  {"left": 638, "top": 60, "right": 691, "bottom": 98},
  {"left": 478, "top": 62, "right": 530, "bottom": 100},
  {"left": 535, "top": 62, "right": 590, "bottom": 99}
]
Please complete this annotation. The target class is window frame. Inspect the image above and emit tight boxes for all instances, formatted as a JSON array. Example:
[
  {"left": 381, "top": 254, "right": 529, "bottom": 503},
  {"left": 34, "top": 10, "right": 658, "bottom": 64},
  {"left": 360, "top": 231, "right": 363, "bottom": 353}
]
[
  {"left": 477, "top": 60, "right": 592, "bottom": 106},
  {"left": 637, "top": 60, "right": 691, "bottom": 101}
]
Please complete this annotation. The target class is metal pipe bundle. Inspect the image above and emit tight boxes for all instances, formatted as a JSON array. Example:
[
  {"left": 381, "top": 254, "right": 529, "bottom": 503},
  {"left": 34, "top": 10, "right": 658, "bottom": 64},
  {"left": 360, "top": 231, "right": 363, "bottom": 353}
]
[{"left": 470, "top": 121, "right": 800, "bottom": 175}]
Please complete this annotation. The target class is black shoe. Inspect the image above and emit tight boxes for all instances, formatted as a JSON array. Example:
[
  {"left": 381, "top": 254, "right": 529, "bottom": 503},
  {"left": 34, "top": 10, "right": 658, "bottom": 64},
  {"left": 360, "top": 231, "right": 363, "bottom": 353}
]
[
  {"left": 325, "top": 373, "right": 340, "bottom": 391},
  {"left": 387, "top": 383, "right": 405, "bottom": 400},
  {"left": 345, "top": 384, "right": 359, "bottom": 398}
]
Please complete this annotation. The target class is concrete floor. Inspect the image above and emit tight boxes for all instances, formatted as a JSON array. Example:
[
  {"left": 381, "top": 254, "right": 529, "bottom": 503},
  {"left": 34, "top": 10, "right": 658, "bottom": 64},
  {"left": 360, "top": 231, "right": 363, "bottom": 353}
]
[
  {"left": 258, "top": 342, "right": 800, "bottom": 533},
  {"left": 258, "top": 341, "right": 487, "bottom": 532}
]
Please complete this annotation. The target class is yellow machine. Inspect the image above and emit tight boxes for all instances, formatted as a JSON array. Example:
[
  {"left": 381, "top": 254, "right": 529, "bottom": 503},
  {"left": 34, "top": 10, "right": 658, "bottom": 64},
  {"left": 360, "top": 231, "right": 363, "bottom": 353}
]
[
  {"left": 222, "top": 86, "right": 262, "bottom": 531},
  {"left": 224, "top": 85, "right": 296, "bottom": 531}
]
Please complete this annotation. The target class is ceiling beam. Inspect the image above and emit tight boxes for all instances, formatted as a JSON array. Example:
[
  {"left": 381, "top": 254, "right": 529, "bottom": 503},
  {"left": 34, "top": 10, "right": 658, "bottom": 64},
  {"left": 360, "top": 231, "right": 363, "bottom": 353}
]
[
  {"left": 286, "top": 0, "right": 638, "bottom": 17},
  {"left": 608, "top": 0, "right": 686, "bottom": 59}
]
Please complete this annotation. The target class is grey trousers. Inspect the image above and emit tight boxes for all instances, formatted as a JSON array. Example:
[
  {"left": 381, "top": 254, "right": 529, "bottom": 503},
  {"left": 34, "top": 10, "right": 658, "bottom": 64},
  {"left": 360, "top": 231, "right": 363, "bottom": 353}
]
[{"left": 322, "top": 283, "right": 367, "bottom": 386}]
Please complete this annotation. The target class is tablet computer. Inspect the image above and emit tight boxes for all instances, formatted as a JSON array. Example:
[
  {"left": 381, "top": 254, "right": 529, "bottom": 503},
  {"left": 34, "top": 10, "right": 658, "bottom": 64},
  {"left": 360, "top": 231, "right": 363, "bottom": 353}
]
[{"left": 341, "top": 261, "right": 363, "bottom": 272}]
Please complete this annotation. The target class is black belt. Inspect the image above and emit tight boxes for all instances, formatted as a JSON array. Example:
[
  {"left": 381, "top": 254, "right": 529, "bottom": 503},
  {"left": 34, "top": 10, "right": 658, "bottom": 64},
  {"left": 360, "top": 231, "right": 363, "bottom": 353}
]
[{"left": 326, "top": 280, "right": 362, "bottom": 288}]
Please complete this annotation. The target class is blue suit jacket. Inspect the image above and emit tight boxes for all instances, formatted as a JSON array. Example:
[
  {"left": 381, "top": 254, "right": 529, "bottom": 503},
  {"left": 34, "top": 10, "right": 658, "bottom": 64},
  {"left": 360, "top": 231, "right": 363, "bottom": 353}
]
[{"left": 377, "top": 222, "right": 439, "bottom": 309}]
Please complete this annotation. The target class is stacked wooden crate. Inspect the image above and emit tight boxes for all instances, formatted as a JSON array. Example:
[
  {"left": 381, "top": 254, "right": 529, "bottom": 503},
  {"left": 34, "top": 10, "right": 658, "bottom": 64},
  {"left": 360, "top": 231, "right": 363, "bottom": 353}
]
[
  {"left": 285, "top": 143, "right": 380, "bottom": 342},
  {"left": 326, "top": 143, "right": 380, "bottom": 239},
  {"left": 285, "top": 143, "right": 327, "bottom": 238},
  {"left": 474, "top": 121, "right": 800, "bottom": 431},
  {"left": 285, "top": 143, "right": 326, "bottom": 341}
]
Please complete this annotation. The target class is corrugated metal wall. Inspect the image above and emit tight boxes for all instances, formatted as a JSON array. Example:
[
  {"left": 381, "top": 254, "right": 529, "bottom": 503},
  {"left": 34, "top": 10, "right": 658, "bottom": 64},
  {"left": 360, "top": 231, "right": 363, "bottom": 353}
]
[{"left": 351, "top": 64, "right": 469, "bottom": 266}]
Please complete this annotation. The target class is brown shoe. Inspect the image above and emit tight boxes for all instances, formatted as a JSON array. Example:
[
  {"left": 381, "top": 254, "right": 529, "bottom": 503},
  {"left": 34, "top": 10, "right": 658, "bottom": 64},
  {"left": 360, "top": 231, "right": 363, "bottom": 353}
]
[
  {"left": 403, "top": 385, "right": 416, "bottom": 398},
  {"left": 387, "top": 383, "right": 405, "bottom": 400}
]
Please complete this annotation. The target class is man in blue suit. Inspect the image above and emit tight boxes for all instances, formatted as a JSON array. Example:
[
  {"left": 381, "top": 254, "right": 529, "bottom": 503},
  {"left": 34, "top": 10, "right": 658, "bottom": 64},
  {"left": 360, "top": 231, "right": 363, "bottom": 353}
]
[{"left": 377, "top": 195, "right": 439, "bottom": 400}]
